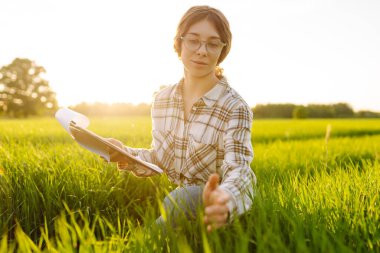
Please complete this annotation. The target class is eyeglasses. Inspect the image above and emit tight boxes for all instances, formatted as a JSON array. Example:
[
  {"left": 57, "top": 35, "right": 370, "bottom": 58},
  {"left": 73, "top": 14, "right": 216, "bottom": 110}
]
[{"left": 180, "top": 35, "right": 226, "bottom": 54}]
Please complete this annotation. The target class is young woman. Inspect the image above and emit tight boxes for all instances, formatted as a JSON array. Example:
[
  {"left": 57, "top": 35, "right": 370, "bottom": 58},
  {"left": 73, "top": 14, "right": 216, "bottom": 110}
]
[{"left": 108, "top": 5, "right": 256, "bottom": 232}]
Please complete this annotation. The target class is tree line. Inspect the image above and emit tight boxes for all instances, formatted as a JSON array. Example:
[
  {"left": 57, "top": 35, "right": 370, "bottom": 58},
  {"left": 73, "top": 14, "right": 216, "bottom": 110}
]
[
  {"left": 70, "top": 102, "right": 379, "bottom": 118},
  {"left": 253, "top": 103, "right": 380, "bottom": 119},
  {"left": 1, "top": 58, "right": 378, "bottom": 118}
]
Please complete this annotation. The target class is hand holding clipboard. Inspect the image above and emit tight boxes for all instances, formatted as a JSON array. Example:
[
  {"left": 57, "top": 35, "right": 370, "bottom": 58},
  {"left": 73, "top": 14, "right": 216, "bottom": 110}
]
[{"left": 56, "top": 108, "right": 163, "bottom": 174}]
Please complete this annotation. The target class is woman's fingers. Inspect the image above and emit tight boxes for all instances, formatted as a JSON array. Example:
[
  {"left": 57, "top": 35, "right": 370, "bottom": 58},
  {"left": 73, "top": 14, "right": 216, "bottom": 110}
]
[
  {"left": 109, "top": 148, "right": 122, "bottom": 162},
  {"left": 204, "top": 206, "right": 229, "bottom": 225},
  {"left": 103, "top": 138, "right": 128, "bottom": 162},
  {"left": 105, "top": 138, "right": 124, "bottom": 148},
  {"left": 204, "top": 203, "right": 230, "bottom": 233},
  {"left": 206, "top": 213, "right": 229, "bottom": 232},
  {"left": 205, "top": 205, "right": 229, "bottom": 216},
  {"left": 108, "top": 146, "right": 130, "bottom": 163},
  {"left": 205, "top": 212, "right": 229, "bottom": 224},
  {"left": 209, "top": 190, "right": 230, "bottom": 205},
  {"left": 203, "top": 185, "right": 231, "bottom": 232},
  {"left": 117, "top": 161, "right": 129, "bottom": 170}
]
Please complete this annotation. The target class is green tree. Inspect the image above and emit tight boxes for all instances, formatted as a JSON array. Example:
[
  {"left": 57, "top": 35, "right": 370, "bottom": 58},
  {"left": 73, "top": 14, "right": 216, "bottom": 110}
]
[
  {"left": 253, "top": 103, "right": 296, "bottom": 118},
  {"left": 292, "top": 106, "right": 308, "bottom": 119},
  {"left": 332, "top": 103, "right": 354, "bottom": 118},
  {"left": 356, "top": 110, "right": 380, "bottom": 118},
  {"left": 307, "top": 104, "right": 335, "bottom": 118},
  {"left": 0, "top": 58, "right": 57, "bottom": 117}
]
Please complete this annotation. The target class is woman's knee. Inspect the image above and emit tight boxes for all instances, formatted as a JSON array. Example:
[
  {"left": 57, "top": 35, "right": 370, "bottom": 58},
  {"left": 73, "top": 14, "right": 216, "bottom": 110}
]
[{"left": 162, "top": 186, "right": 203, "bottom": 219}]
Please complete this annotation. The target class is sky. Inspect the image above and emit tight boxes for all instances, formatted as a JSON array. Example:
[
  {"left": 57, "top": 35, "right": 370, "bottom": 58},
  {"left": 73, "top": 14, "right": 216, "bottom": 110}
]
[{"left": 1, "top": 0, "right": 379, "bottom": 111}]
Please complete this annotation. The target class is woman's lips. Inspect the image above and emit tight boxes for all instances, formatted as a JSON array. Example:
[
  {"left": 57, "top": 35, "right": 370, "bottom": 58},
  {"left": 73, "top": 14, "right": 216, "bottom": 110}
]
[{"left": 192, "top": 60, "right": 208, "bottom": 65}]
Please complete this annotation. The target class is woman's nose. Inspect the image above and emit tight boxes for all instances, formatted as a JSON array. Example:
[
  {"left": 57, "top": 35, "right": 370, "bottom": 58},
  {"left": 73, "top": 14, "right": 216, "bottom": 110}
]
[{"left": 196, "top": 41, "right": 208, "bottom": 56}]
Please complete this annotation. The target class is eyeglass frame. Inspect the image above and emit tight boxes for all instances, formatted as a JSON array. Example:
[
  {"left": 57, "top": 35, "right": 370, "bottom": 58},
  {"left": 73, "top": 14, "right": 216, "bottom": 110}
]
[{"left": 180, "top": 35, "right": 226, "bottom": 54}]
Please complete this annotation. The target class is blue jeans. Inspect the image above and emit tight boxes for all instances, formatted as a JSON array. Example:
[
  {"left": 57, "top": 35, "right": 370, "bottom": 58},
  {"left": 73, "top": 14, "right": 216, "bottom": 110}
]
[{"left": 156, "top": 185, "right": 203, "bottom": 227}]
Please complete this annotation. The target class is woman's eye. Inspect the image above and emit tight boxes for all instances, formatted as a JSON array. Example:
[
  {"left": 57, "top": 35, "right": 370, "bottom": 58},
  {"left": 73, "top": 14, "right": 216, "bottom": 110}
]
[
  {"left": 208, "top": 42, "right": 220, "bottom": 49},
  {"left": 188, "top": 39, "right": 199, "bottom": 45}
]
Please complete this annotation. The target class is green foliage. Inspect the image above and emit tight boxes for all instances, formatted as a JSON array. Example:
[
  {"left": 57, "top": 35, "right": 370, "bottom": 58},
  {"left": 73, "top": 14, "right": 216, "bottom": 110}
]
[
  {"left": 0, "top": 117, "right": 379, "bottom": 252},
  {"left": 0, "top": 58, "right": 58, "bottom": 118},
  {"left": 292, "top": 106, "right": 308, "bottom": 119},
  {"left": 332, "top": 103, "right": 355, "bottom": 117},
  {"left": 253, "top": 103, "right": 370, "bottom": 119},
  {"left": 253, "top": 103, "right": 296, "bottom": 118},
  {"left": 64, "top": 102, "right": 379, "bottom": 118},
  {"left": 356, "top": 110, "right": 380, "bottom": 118}
]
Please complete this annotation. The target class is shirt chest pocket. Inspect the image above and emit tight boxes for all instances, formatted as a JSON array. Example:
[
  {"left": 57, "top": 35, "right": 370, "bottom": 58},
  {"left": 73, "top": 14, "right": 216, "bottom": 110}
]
[
  {"left": 152, "top": 130, "right": 175, "bottom": 170},
  {"left": 182, "top": 135, "right": 217, "bottom": 183}
]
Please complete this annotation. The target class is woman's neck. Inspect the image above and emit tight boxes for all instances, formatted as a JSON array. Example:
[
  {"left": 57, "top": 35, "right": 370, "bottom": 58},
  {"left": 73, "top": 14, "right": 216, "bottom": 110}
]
[
  {"left": 183, "top": 71, "right": 220, "bottom": 98},
  {"left": 182, "top": 72, "right": 219, "bottom": 121}
]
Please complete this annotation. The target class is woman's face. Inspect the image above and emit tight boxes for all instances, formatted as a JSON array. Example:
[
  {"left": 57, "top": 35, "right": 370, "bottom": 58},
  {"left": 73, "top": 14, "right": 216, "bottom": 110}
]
[{"left": 180, "top": 19, "right": 223, "bottom": 79}]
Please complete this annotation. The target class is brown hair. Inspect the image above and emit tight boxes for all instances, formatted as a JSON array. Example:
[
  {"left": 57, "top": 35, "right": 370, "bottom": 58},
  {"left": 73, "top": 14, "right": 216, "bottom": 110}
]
[{"left": 174, "top": 6, "right": 232, "bottom": 77}]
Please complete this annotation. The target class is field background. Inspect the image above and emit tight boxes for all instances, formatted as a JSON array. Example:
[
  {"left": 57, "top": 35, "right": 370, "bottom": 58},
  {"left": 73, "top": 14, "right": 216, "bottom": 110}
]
[{"left": 0, "top": 117, "right": 379, "bottom": 252}]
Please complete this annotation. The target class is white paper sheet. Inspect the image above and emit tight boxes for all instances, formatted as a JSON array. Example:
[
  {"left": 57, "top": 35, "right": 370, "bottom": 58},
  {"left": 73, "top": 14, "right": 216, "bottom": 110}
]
[
  {"left": 55, "top": 108, "right": 110, "bottom": 160},
  {"left": 55, "top": 108, "right": 90, "bottom": 134}
]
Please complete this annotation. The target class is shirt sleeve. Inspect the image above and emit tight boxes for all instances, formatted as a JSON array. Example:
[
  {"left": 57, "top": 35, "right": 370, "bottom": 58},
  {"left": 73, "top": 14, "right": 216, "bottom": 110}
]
[
  {"left": 218, "top": 105, "right": 256, "bottom": 220},
  {"left": 122, "top": 145, "right": 158, "bottom": 177}
]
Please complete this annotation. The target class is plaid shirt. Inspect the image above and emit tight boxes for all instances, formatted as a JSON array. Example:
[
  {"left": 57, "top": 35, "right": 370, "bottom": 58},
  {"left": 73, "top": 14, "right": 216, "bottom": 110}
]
[{"left": 124, "top": 77, "right": 256, "bottom": 218}]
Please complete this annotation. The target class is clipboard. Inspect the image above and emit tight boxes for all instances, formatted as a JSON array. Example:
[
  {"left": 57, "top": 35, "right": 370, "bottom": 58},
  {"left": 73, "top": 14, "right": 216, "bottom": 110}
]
[{"left": 68, "top": 121, "right": 163, "bottom": 174}]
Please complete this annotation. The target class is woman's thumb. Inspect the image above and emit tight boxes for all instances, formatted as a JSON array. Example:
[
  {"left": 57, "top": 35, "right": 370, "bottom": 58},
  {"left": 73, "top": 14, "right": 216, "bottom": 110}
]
[
  {"left": 207, "top": 173, "right": 220, "bottom": 191},
  {"left": 203, "top": 173, "right": 220, "bottom": 206}
]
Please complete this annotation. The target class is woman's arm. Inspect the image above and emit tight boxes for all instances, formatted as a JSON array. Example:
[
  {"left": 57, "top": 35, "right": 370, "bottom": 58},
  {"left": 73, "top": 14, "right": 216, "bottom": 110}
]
[{"left": 218, "top": 105, "right": 256, "bottom": 220}]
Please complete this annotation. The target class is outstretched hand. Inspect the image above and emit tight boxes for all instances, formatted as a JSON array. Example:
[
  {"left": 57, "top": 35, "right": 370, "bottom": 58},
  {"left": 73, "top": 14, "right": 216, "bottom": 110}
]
[{"left": 202, "top": 173, "right": 231, "bottom": 232}]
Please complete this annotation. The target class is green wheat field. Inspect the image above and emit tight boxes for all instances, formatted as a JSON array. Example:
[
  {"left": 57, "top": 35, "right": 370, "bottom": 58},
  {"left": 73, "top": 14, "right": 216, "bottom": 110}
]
[{"left": 0, "top": 117, "right": 379, "bottom": 252}]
